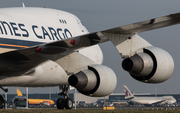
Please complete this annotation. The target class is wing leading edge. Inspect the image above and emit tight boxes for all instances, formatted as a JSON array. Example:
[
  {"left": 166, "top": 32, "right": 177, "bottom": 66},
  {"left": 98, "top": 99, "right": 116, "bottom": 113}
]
[{"left": 104, "top": 13, "right": 180, "bottom": 34}]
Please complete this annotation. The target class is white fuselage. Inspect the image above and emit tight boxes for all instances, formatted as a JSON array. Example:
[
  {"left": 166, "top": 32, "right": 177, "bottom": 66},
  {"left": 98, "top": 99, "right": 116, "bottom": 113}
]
[
  {"left": 130, "top": 96, "right": 176, "bottom": 105},
  {"left": 0, "top": 7, "right": 103, "bottom": 87}
]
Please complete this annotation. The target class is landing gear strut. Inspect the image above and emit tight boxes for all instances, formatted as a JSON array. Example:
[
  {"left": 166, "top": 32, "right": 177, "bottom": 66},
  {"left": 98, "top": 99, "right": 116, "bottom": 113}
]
[{"left": 56, "top": 85, "right": 73, "bottom": 109}]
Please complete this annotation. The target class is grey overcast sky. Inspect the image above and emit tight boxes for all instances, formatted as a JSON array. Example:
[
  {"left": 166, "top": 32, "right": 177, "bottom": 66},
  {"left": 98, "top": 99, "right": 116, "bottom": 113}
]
[{"left": 0, "top": 0, "right": 180, "bottom": 95}]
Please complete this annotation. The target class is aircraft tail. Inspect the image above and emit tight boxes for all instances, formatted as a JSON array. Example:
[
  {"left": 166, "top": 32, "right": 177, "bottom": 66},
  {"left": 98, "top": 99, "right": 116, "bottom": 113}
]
[
  {"left": 123, "top": 85, "right": 135, "bottom": 99},
  {"left": 16, "top": 88, "right": 23, "bottom": 96}
]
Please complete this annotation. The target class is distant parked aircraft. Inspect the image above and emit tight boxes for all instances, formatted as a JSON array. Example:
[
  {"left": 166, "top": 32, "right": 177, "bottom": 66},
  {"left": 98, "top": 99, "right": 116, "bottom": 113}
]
[
  {"left": 123, "top": 85, "right": 176, "bottom": 105},
  {"left": 16, "top": 89, "right": 54, "bottom": 106}
]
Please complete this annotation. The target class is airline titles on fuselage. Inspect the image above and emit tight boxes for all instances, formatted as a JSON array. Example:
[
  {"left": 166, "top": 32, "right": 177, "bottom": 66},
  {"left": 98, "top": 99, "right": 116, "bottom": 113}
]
[
  {"left": 0, "top": 20, "right": 72, "bottom": 41},
  {"left": 161, "top": 97, "right": 172, "bottom": 101}
]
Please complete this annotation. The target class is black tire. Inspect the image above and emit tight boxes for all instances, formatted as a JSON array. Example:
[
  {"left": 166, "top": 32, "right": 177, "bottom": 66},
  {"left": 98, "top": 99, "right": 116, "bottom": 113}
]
[
  {"left": 64, "top": 98, "right": 73, "bottom": 109},
  {"left": 0, "top": 95, "right": 4, "bottom": 109},
  {"left": 56, "top": 98, "right": 64, "bottom": 109}
]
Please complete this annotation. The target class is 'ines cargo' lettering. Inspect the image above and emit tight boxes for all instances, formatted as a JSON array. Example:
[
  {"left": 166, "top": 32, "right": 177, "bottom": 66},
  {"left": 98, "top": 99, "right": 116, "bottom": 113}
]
[{"left": 0, "top": 21, "right": 72, "bottom": 40}]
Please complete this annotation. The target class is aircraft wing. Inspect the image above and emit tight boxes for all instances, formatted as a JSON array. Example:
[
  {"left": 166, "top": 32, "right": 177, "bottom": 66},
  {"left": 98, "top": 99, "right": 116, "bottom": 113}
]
[{"left": 1, "top": 12, "right": 180, "bottom": 76}]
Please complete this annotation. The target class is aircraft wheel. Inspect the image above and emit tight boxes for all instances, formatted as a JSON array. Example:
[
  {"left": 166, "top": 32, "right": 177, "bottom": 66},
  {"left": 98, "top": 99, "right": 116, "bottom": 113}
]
[
  {"left": 0, "top": 95, "right": 4, "bottom": 109},
  {"left": 64, "top": 98, "right": 73, "bottom": 109},
  {"left": 56, "top": 98, "right": 64, "bottom": 109}
]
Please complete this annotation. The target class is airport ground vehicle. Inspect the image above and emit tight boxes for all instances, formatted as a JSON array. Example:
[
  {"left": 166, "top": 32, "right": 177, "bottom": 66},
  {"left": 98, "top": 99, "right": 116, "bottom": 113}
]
[{"left": 13, "top": 96, "right": 27, "bottom": 109}]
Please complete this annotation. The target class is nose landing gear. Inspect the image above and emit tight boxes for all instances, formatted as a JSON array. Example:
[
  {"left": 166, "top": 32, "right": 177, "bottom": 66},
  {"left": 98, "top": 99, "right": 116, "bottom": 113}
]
[{"left": 56, "top": 85, "right": 73, "bottom": 109}]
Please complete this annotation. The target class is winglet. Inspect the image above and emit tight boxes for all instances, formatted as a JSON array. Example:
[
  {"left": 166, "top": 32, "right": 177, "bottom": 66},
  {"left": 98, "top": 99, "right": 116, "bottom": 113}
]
[
  {"left": 123, "top": 85, "right": 134, "bottom": 99},
  {"left": 16, "top": 88, "right": 23, "bottom": 96}
]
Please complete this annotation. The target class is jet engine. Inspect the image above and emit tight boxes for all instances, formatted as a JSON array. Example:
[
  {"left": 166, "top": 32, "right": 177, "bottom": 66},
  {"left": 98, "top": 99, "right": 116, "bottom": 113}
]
[
  {"left": 122, "top": 46, "right": 174, "bottom": 83},
  {"left": 68, "top": 65, "right": 117, "bottom": 97}
]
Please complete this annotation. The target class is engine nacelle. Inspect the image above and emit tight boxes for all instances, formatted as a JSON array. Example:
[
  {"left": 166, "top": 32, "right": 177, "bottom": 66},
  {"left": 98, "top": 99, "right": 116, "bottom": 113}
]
[
  {"left": 68, "top": 65, "right": 117, "bottom": 97},
  {"left": 122, "top": 46, "right": 174, "bottom": 83}
]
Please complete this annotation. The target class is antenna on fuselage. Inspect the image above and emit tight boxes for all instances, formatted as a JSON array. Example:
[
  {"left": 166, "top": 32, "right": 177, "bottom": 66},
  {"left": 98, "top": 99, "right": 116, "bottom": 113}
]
[{"left": 22, "top": 2, "right": 25, "bottom": 8}]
